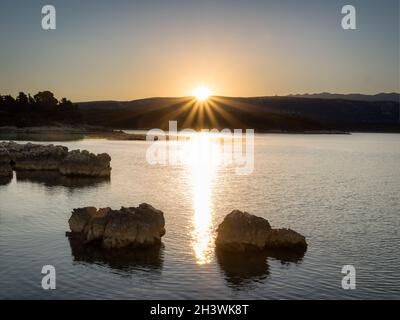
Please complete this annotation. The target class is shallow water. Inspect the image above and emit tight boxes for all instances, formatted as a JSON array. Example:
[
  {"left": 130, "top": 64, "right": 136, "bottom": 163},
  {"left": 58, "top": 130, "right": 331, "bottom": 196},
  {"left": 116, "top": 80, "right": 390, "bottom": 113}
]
[{"left": 0, "top": 133, "right": 399, "bottom": 299}]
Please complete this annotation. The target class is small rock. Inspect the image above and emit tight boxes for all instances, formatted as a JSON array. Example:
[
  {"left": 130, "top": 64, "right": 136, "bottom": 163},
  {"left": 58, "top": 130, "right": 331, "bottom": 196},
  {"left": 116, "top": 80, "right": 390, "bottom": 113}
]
[
  {"left": 216, "top": 210, "right": 272, "bottom": 251},
  {"left": 216, "top": 210, "right": 307, "bottom": 252}
]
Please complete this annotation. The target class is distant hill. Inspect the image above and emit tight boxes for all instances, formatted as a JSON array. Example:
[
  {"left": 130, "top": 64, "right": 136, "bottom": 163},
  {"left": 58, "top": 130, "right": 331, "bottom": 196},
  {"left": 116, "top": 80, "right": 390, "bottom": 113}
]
[
  {"left": 3, "top": 92, "right": 399, "bottom": 132},
  {"left": 78, "top": 97, "right": 190, "bottom": 111},
  {"left": 77, "top": 95, "right": 400, "bottom": 132},
  {"left": 287, "top": 92, "right": 400, "bottom": 102}
]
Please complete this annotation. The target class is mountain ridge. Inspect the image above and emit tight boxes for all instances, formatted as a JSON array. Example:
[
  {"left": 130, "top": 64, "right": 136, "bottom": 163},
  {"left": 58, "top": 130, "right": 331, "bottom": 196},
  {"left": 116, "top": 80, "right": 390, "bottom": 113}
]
[{"left": 77, "top": 93, "right": 400, "bottom": 110}]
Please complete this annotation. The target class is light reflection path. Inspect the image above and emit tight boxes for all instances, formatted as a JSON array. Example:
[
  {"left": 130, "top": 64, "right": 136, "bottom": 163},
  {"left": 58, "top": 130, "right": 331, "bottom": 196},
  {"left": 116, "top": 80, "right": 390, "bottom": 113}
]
[{"left": 182, "top": 133, "right": 221, "bottom": 265}]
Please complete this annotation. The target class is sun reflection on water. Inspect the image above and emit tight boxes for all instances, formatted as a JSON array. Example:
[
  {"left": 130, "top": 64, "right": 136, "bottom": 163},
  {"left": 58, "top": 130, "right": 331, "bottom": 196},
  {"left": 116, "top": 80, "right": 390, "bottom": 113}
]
[{"left": 182, "top": 133, "right": 221, "bottom": 265}]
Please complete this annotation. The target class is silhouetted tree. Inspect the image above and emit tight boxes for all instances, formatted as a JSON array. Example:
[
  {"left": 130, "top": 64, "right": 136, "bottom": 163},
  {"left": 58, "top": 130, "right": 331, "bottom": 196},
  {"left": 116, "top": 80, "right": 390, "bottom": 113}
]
[
  {"left": 59, "top": 97, "right": 73, "bottom": 108},
  {"left": 34, "top": 91, "right": 58, "bottom": 107},
  {"left": 0, "top": 91, "right": 83, "bottom": 126},
  {"left": 28, "top": 94, "right": 35, "bottom": 105},
  {"left": 16, "top": 92, "right": 29, "bottom": 106},
  {"left": 3, "top": 95, "right": 16, "bottom": 107}
]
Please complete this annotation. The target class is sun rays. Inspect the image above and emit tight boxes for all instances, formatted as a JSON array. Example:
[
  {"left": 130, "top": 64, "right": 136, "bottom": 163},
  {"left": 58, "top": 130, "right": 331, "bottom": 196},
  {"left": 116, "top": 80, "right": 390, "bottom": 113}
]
[{"left": 125, "top": 91, "right": 255, "bottom": 131}]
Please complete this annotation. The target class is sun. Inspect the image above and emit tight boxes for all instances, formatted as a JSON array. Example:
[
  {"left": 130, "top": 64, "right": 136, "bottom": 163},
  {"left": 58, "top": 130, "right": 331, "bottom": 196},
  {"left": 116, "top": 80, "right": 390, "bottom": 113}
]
[{"left": 192, "top": 86, "right": 212, "bottom": 101}]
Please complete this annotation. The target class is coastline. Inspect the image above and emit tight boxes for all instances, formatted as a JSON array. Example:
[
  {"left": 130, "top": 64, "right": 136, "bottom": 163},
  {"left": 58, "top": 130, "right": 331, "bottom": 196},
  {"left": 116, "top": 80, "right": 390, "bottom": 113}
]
[
  {"left": 0, "top": 125, "right": 354, "bottom": 141},
  {"left": 4, "top": 125, "right": 400, "bottom": 142},
  {"left": 0, "top": 126, "right": 146, "bottom": 141}
]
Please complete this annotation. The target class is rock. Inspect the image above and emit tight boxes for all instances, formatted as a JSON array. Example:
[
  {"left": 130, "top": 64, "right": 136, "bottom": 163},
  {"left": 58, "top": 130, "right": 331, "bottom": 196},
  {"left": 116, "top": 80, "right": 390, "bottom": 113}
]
[
  {"left": 67, "top": 203, "right": 165, "bottom": 249},
  {"left": 84, "top": 207, "right": 111, "bottom": 242},
  {"left": 216, "top": 210, "right": 272, "bottom": 251},
  {"left": 0, "top": 146, "right": 13, "bottom": 177},
  {"left": 68, "top": 207, "right": 98, "bottom": 233},
  {"left": 0, "top": 142, "right": 111, "bottom": 178},
  {"left": 59, "top": 149, "right": 111, "bottom": 177},
  {"left": 0, "top": 141, "right": 68, "bottom": 170},
  {"left": 264, "top": 228, "right": 307, "bottom": 250},
  {"left": 216, "top": 210, "right": 307, "bottom": 252}
]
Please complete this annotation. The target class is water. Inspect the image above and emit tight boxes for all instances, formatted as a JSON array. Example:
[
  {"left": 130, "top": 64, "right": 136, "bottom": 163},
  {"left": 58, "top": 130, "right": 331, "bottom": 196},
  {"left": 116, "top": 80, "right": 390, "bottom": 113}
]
[{"left": 0, "top": 133, "right": 399, "bottom": 299}]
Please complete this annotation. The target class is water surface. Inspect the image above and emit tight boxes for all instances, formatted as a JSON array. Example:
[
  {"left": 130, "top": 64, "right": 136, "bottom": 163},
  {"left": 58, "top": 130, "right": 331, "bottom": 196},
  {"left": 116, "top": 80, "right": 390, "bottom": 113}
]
[{"left": 0, "top": 133, "right": 399, "bottom": 299}]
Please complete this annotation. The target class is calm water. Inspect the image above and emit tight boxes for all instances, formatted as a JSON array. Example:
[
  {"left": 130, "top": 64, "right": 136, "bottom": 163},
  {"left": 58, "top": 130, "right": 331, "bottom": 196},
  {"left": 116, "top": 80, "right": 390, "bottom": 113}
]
[{"left": 0, "top": 133, "right": 399, "bottom": 299}]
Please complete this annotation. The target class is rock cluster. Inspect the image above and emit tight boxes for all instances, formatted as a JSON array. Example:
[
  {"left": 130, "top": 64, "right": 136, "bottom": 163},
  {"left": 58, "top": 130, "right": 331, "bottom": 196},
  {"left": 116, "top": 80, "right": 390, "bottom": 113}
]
[
  {"left": 67, "top": 203, "right": 166, "bottom": 249},
  {"left": 216, "top": 210, "right": 307, "bottom": 252},
  {"left": 0, "top": 142, "right": 111, "bottom": 178}
]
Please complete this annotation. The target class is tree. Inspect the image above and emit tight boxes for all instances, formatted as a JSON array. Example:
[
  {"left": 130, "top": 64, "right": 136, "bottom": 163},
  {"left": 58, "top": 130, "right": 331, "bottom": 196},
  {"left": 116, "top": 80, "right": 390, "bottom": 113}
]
[
  {"left": 16, "top": 92, "right": 29, "bottom": 106},
  {"left": 0, "top": 91, "right": 83, "bottom": 126},
  {"left": 59, "top": 97, "right": 73, "bottom": 108},
  {"left": 28, "top": 94, "right": 35, "bottom": 105},
  {"left": 3, "top": 95, "right": 16, "bottom": 107},
  {"left": 34, "top": 91, "right": 58, "bottom": 107}
]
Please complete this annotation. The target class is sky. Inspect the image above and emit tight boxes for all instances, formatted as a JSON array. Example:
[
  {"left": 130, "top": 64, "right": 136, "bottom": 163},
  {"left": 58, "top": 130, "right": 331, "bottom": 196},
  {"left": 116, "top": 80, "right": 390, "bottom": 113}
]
[{"left": 0, "top": 0, "right": 399, "bottom": 102}]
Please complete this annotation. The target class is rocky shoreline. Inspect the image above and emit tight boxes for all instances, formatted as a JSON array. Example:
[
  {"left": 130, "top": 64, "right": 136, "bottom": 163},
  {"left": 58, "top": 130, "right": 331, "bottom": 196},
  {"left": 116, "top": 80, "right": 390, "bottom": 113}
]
[{"left": 0, "top": 142, "right": 111, "bottom": 178}]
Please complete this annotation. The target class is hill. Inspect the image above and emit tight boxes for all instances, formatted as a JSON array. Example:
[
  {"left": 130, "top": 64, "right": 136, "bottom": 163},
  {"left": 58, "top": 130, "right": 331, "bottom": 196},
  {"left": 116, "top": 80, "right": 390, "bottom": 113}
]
[{"left": 78, "top": 95, "right": 400, "bottom": 132}]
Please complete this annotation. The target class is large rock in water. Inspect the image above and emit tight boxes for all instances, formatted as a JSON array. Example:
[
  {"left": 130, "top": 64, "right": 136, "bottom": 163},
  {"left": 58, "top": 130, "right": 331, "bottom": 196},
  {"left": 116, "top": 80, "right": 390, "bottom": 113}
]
[
  {"left": 0, "top": 142, "right": 111, "bottom": 178},
  {"left": 1, "top": 142, "right": 68, "bottom": 170},
  {"left": 67, "top": 203, "right": 165, "bottom": 249},
  {"left": 216, "top": 210, "right": 307, "bottom": 252},
  {"left": 60, "top": 150, "right": 111, "bottom": 177}
]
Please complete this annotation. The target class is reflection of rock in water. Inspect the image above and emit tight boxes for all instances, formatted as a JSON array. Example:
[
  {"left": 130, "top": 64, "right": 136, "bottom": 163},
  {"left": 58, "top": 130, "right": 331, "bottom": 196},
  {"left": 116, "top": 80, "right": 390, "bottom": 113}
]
[
  {"left": 66, "top": 233, "right": 164, "bottom": 272},
  {"left": 216, "top": 248, "right": 305, "bottom": 289},
  {"left": 16, "top": 170, "right": 110, "bottom": 189},
  {"left": 265, "top": 248, "right": 306, "bottom": 265},
  {"left": 215, "top": 248, "right": 270, "bottom": 288}
]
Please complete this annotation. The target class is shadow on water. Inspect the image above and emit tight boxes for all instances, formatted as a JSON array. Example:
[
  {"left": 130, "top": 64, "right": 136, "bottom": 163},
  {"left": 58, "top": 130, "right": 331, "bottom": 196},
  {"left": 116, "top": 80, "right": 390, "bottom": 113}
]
[
  {"left": 15, "top": 170, "right": 110, "bottom": 189},
  {"left": 66, "top": 233, "right": 164, "bottom": 273},
  {"left": 216, "top": 248, "right": 306, "bottom": 290}
]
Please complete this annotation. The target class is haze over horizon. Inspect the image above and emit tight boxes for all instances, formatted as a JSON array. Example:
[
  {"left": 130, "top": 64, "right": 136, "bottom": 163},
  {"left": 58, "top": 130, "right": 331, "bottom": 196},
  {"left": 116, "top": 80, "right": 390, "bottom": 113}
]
[{"left": 0, "top": 0, "right": 399, "bottom": 101}]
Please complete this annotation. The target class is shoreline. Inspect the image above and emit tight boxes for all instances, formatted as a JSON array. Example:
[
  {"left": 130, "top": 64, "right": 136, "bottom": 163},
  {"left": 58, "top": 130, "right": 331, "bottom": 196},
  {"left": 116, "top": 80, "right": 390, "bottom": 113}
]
[
  {"left": 3, "top": 126, "right": 400, "bottom": 142},
  {"left": 0, "top": 126, "right": 147, "bottom": 141}
]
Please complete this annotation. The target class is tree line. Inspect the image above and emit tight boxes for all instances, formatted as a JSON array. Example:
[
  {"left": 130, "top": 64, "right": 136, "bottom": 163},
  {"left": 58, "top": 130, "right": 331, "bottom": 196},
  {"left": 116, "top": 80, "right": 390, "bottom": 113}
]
[{"left": 0, "top": 91, "right": 82, "bottom": 126}]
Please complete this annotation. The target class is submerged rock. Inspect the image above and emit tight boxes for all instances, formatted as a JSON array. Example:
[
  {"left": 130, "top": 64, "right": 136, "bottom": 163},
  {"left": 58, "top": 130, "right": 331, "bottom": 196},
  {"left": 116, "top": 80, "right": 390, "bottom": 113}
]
[
  {"left": 67, "top": 203, "right": 165, "bottom": 249},
  {"left": 60, "top": 150, "right": 111, "bottom": 177},
  {"left": 216, "top": 210, "right": 307, "bottom": 252}
]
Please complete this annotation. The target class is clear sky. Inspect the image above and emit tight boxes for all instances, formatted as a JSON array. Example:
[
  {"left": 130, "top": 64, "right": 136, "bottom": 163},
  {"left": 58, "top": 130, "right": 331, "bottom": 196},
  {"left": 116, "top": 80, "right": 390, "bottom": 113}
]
[{"left": 0, "top": 0, "right": 399, "bottom": 101}]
